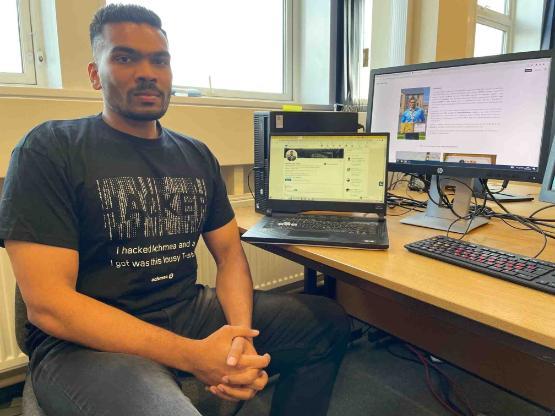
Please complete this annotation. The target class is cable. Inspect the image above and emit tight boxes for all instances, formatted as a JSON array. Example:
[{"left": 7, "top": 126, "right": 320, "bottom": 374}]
[
  {"left": 405, "top": 344, "right": 476, "bottom": 416},
  {"left": 386, "top": 343, "right": 464, "bottom": 413},
  {"left": 529, "top": 203, "right": 555, "bottom": 219},
  {"left": 481, "top": 180, "right": 548, "bottom": 257},
  {"left": 389, "top": 175, "right": 552, "bottom": 256},
  {"left": 405, "top": 345, "right": 469, "bottom": 416},
  {"left": 385, "top": 342, "right": 479, "bottom": 416},
  {"left": 246, "top": 166, "right": 265, "bottom": 201}
]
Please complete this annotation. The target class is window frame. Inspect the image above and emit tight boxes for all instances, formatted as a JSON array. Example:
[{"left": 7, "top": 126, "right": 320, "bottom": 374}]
[
  {"left": 475, "top": 0, "right": 515, "bottom": 55},
  {"left": 0, "top": 0, "right": 37, "bottom": 85}
]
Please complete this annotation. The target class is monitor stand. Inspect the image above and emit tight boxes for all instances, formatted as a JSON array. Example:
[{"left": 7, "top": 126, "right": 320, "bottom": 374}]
[
  {"left": 400, "top": 175, "right": 489, "bottom": 234},
  {"left": 473, "top": 179, "right": 534, "bottom": 202}
]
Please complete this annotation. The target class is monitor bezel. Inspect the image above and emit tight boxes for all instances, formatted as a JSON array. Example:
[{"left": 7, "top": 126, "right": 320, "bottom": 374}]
[
  {"left": 366, "top": 49, "right": 555, "bottom": 183},
  {"left": 266, "top": 132, "right": 390, "bottom": 215},
  {"left": 540, "top": 136, "right": 555, "bottom": 203}
]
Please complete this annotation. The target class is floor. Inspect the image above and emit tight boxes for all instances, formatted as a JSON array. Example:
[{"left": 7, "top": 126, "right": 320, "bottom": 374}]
[
  {"left": 239, "top": 335, "right": 552, "bottom": 416},
  {"left": 0, "top": 334, "right": 551, "bottom": 416}
]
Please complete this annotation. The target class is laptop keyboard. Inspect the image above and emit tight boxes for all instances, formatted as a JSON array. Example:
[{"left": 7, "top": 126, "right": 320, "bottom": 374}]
[{"left": 263, "top": 215, "right": 379, "bottom": 235}]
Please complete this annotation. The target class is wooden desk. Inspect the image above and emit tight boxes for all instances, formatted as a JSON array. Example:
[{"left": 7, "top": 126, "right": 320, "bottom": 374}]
[{"left": 235, "top": 183, "right": 555, "bottom": 410}]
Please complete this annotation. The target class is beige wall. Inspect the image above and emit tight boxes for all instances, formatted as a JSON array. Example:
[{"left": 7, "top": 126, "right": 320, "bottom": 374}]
[
  {"left": 0, "top": 97, "right": 257, "bottom": 177},
  {"left": 55, "top": 0, "right": 101, "bottom": 90}
]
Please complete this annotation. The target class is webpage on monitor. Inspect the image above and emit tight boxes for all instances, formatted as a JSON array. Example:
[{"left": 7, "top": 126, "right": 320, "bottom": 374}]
[{"left": 370, "top": 57, "right": 551, "bottom": 172}]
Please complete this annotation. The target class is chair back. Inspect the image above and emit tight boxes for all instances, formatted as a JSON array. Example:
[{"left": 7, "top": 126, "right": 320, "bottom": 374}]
[{"left": 14, "top": 284, "right": 30, "bottom": 356}]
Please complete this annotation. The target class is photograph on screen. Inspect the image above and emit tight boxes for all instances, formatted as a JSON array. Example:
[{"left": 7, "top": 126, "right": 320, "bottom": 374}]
[
  {"left": 396, "top": 151, "right": 441, "bottom": 163},
  {"left": 442, "top": 153, "right": 497, "bottom": 164},
  {"left": 398, "top": 87, "right": 430, "bottom": 140}
]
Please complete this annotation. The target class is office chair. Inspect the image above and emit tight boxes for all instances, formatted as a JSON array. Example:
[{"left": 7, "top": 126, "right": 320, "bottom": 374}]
[{"left": 14, "top": 285, "right": 242, "bottom": 416}]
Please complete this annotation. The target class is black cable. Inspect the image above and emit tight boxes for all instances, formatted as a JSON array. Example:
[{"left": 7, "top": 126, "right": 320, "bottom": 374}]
[
  {"left": 385, "top": 343, "right": 422, "bottom": 365},
  {"left": 529, "top": 203, "right": 555, "bottom": 218},
  {"left": 481, "top": 180, "right": 548, "bottom": 257},
  {"left": 386, "top": 192, "right": 426, "bottom": 216},
  {"left": 390, "top": 176, "right": 553, "bottom": 257},
  {"left": 438, "top": 176, "right": 479, "bottom": 220},
  {"left": 487, "top": 178, "right": 509, "bottom": 194}
]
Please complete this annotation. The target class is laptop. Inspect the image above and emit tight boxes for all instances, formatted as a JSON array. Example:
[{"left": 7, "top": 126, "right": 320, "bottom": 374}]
[{"left": 241, "top": 132, "right": 390, "bottom": 249}]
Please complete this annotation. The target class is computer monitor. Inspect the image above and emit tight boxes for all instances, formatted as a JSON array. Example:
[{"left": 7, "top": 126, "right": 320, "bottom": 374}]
[{"left": 367, "top": 50, "right": 555, "bottom": 233}]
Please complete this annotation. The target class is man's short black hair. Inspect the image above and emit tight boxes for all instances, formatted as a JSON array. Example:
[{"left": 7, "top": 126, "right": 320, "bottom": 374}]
[{"left": 89, "top": 3, "right": 166, "bottom": 48}]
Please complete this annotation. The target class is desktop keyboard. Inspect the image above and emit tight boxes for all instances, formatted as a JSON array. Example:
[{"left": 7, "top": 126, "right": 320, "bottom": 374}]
[
  {"left": 264, "top": 215, "right": 379, "bottom": 235},
  {"left": 405, "top": 235, "right": 555, "bottom": 295}
]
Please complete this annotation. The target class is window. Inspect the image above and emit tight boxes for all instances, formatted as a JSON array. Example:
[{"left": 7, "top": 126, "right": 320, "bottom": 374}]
[
  {"left": 0, "top": 0, "right": 37, "bottom": 84},
  {"left": 357, "top": 0, "right": 373, "bottom": 102},
  {"left": 107, "top": 0, "right": 292, "bottom": 100},
  {"left": 474, "top": 0, "right": 514, "bottom": 57}
]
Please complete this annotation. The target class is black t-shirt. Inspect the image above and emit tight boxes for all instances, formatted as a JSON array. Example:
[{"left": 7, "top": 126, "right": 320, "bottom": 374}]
[{"left": 0, "top": 114, "right": 235, "bottom": 353}]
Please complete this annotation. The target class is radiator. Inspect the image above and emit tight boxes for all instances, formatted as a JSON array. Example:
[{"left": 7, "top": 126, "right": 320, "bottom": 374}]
[
  {"left": 0, "top": 199, "right": 303, "bottom": 374},
  {"left": 196, "top": 238, "right": 304, "bottom": 289},
  {"left": 0, "top": 250, "right": 27, "bottom": 373},
  {"left": 196, "top": 198, "right": 304, "bottom": 289}
]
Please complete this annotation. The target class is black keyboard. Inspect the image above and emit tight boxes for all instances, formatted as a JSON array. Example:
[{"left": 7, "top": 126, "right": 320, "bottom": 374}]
[
  {"left": 264, "top": 215, "right": 379, "bottom": 235},
  {"left": 405, "top": 235, "right": 555, "bottom": 295}
]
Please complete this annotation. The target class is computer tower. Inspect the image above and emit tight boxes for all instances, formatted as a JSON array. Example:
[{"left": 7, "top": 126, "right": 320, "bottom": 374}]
[{"left": 253, "top": 111, "right": 360, "bottom": 213}]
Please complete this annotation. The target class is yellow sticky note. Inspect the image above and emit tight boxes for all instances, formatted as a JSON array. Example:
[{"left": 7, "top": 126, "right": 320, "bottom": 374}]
[{"left": 282, "top": 104, "right": 303, "bottom": 112}]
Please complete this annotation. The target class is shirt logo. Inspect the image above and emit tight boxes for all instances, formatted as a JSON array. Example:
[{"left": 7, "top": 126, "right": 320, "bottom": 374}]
[{"left": 96, "top": 177, "right": 207, "bottom": 240}]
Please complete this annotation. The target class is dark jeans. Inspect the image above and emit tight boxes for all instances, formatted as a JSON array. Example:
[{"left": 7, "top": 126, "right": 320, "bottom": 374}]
[{"left": 30, "top": 286, "right": 350, "bottom": 416}]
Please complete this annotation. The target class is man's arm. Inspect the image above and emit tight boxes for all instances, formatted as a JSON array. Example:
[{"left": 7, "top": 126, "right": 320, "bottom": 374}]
[
  {"left": 203, "top": 218, "right": 254, "bottom": 332},
  {"left": 5, "top": 240, "right": 265, "bottom": 386},
  {"left": 203, "top": 219, "right": 270, "bottom": 400},
  {"left": 203, "top": 218, "right": 253, "bottom": 328}
]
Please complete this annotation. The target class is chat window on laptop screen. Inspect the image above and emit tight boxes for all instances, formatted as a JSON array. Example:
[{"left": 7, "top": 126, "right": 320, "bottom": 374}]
[{"left": 268, "top": 135, "right": 387, "bottom": 203}]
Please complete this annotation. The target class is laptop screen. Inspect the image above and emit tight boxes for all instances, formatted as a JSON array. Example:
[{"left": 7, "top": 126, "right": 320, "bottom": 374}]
[{"left": 268, "top": 134, "right": 388, "bottom": 205}]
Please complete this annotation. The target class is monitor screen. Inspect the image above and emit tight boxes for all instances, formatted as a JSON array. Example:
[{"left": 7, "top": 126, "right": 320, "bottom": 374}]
[
  {"left": 268, "top": 134, "right": 387, "bottom": 204},
  {"left": 367, "top": 51, "right": 555, "bottom": 182}
]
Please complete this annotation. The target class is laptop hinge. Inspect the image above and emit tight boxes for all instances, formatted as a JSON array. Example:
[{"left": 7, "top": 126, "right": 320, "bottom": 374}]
[{"left": 265, "top": 208, "right": 273, "bottom": 217}]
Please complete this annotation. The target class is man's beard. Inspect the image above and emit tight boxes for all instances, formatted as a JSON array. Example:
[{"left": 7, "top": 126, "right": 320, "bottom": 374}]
[
  {"left": 119, "top": 105, "right": 169, "bottom": 121},
  {"left": 107, "top": 80, "right": 171, "bottom": 121}
]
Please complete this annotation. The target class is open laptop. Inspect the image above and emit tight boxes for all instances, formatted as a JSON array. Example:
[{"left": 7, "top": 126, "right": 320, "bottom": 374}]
[{"left": 241, "top": 132, "right": 390, "bottom": 249}]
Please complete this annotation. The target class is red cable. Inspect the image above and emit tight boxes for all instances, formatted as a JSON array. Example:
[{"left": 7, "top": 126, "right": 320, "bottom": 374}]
[
  {"left": 406, "top": 344, "right": 464, "bottom": 416},
  {"left": 426, "top": 359, "right": 476, "bottom": 416}
]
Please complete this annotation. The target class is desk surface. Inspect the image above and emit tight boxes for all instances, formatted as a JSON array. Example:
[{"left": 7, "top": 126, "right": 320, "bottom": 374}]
[{"left": 235, "top": 182, "right": 555, "bottom": 350}]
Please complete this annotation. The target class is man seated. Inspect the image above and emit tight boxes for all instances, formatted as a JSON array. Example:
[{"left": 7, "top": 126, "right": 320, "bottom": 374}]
[{"left": 0, "top": 4, "right": 350, "bottom": 415}]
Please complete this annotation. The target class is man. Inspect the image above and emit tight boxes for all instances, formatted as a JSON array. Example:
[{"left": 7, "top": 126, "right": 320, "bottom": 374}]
[
  {"left": 400, "top": 96, "right": 426, "bottom": 123},
  {"left": 0, "top": 4, "right": 349, "bottom": 416}
]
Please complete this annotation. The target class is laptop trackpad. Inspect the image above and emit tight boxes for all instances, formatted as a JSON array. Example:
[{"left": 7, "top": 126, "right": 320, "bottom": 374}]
[{"left": 288, "top": 231, "right": 330, "bottom": 238}]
